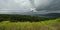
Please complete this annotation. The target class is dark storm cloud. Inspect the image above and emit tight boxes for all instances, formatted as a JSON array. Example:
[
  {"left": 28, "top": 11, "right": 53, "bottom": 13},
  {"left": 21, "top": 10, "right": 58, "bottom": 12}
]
[{"left": 36, "top": 0, "right": 60, "bottom": 11}]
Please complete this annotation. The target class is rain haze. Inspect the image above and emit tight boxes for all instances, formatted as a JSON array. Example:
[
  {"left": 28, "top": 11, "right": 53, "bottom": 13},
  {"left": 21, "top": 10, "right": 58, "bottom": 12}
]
[{"left": 0, "top": 0, "right": 60, "bottom": 14}]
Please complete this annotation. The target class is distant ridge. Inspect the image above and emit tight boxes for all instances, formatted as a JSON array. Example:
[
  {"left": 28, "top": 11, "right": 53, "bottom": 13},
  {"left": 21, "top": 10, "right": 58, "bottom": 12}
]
[{"left": 31, "top": 13, "right": 60, "bottom": 18}]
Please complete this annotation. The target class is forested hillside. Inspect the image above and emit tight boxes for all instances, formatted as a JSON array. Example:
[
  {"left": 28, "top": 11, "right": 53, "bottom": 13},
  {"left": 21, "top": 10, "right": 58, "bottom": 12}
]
[{"left": 0, "top": 14, "right": 49, "bottom": 22}]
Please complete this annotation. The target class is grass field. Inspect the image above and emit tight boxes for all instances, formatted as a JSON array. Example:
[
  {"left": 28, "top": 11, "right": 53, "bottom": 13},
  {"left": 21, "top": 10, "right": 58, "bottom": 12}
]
[{"left": 0, "top": 18, "right": 60, "bottom": 30}]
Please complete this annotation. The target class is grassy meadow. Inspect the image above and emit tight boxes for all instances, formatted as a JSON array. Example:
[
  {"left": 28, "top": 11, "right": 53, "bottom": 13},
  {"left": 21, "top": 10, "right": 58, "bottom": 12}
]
[
  {"left": 0, "top": 18, "right": 60, "bottom": 30},
  {"left": 0, "top": 14, "right": 60, "bottom": 30}
]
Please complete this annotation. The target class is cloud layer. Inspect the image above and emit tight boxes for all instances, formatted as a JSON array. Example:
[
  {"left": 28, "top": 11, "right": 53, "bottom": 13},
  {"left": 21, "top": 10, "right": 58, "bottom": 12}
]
[{"left": 0, "top": 0, "right": 60, "bottom": 14}]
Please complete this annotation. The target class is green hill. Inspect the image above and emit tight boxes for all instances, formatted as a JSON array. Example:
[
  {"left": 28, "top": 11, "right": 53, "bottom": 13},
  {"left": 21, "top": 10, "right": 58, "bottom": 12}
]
[{"left": 0, "top": 14, "right": 49, "bottom": 22}]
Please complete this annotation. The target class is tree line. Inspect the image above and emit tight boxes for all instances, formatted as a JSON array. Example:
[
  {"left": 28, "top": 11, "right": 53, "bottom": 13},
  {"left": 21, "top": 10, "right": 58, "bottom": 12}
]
[{"left": 0, "top": 14, "right": 49, "bottom": 22}]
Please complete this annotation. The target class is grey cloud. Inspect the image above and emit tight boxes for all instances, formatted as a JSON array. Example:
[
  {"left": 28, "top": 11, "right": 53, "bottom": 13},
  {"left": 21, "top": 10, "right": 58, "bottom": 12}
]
[
  {"left": 0, "top": 0, "right": 60, "bottom": 14},
  {"left": 36, "top": 0, "right": 60, "bottom": 11},
  {"left": 0, "top": 0, "right": 32, "bottom": 10}
]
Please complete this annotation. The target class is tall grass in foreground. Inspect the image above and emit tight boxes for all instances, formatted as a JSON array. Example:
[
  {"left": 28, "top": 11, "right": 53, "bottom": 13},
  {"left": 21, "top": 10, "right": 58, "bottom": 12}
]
[{"left": 0, "top": 18, "right": 60, "bottom": 30}]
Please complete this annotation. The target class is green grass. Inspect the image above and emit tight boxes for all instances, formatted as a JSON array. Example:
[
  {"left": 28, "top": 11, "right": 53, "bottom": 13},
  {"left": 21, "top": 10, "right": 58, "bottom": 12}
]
[{"left": 0, "top": 18, "right": 60, "bottom": 30}]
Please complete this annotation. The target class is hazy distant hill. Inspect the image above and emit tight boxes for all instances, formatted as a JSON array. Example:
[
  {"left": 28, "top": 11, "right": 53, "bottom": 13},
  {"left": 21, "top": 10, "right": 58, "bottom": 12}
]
[{"left": 33, "top": 13, "right": 60, "bottom": 18}]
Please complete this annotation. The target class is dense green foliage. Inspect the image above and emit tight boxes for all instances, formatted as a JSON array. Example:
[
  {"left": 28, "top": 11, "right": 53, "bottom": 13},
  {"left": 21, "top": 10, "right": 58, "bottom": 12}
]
[{"left": 0, "top": 14, "right": 49, "bottom": 22}]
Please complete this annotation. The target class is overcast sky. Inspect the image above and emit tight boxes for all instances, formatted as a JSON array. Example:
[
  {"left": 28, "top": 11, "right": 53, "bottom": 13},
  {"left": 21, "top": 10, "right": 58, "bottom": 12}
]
[{"left": 0, "top": 0, "right": 60, "bottom": 14}]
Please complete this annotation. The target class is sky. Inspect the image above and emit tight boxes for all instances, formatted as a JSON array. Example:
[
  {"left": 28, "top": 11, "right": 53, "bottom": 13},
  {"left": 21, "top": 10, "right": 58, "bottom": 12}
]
[{"left": 0, "top": 0, "right": 60, "bottom": 14}]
